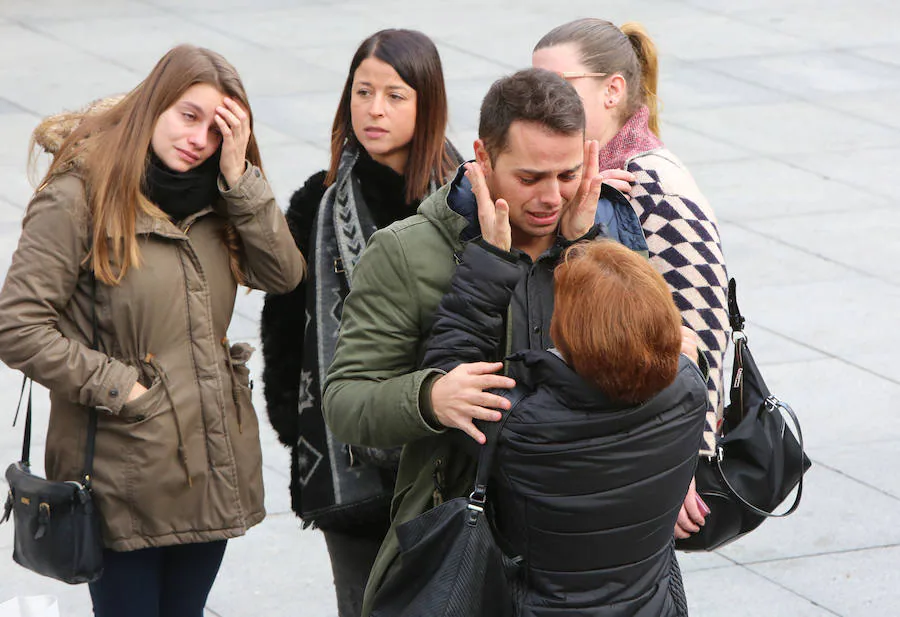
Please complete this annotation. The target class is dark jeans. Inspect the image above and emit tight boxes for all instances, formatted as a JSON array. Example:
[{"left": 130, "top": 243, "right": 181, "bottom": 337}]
[
  {"left": 323, "top": 530, "right": 384, "bottom": 617},
  {"left": 88, "top": 540, "right": 227, "bottom": 617}
]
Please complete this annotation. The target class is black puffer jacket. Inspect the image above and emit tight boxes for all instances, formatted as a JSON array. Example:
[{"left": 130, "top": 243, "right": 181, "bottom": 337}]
[{"left": 424, "top": 241, "right": 707, "bottom": 616}]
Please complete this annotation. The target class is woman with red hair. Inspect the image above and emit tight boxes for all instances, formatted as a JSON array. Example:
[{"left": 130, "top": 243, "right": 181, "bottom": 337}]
[{"left": 422, "top": 179, "right": 707, "bottom": 615}]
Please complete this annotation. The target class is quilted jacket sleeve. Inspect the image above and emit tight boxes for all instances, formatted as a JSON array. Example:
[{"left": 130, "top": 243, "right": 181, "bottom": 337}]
[{"left": 422, "top": 240, "right": 524, "bottom": 372}]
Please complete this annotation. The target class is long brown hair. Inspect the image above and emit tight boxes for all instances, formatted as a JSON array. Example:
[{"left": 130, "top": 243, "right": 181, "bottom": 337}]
[
  {"left": 535, "top": 19, "right": 661, "bottom": 137},
  {"left": 326, "top": 29, "right": 456, "bottom": 203},
  {"left": 35, "top": 44, "right": 261, "bottom": 285},
  {"left": 550, "top": 241, "right": 681, "bottom": 403}
]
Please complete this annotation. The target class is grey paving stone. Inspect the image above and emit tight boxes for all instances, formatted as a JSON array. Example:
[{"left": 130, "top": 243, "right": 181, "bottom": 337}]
[
  {"left": 659, "top": 57, "right": 790, "bottom": 112},
  {"left": 641, "top": 12, "right": 818, "bottom": 62},
  {"left": 668, "top": 102, "right": 900, "bottom": 157},
  {"left": 818, "top": 89, "right": 900, "bottom": 132},
  {"left": 749, "top": 546, "right": 900, "bottom": 617},
  {"left": 691, "top": 157, "right": 890, "bottom": 223},
  {"left": 697, "top": 50, "right": 900, "bottom": 99},
  {"left": 717, "top": 464, "right": 900, "bottom": 564},
  {"left": 851, "top": 44, "right": 900, "bottom": 68},
  {"left": 202, "top": 5, "right": 377, "bottom": 50},
  {"left": 0, "top": 0, "right": 157, "bottom": 21},
  {"left": 251, "top": 92, "right": 341, "bottom": 148},
  {"left": 657, "top": 123, "right": 754, "bottom": 166},
  {"left": 0, "top": 99, "right": 30, "bottom": 115},
  {"left": 0, "top": 57, "right": 138, "bottom": 118},
  {"left": 815, "top": 441, "right": 900, "bottom": 500},
  {"left": 718, "top": 222, "right": 860, "bottom": 289},
  {"left": 206, "top": 514, "right": 337, "bottom": 617},
  {"left": 0, "top": 164, "right": 34, "bottom": 213},
  {"left": 0, "top": 114, "right": 42, "bottom": 166},
  {"left": 255, "top": 141, "right": 330, "bottom": 208},
  {"left": 683, "top": 564, "right": 838, "bottom": 617},
  {"left": 789, "top": 147, "right": 900, "bottom": 202},
  {"left": 676, "top": 550, "right": 734, "bottom": 573},
  {"left": 748, "top": 358, "right": 900, "bottom": 450},
  {"left": 698, "top": 1, "right": 900, "bottom": 48},
  {"left": 25, "top": 14, "right": 256, "bottom": 76},
  {"left": 741, "top": 208, "right": 900, "bottom": 286}
]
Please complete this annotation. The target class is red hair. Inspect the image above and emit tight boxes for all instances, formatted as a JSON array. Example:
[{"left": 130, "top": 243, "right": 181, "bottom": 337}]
[{"left": 550, "top": 240, "right": 681, "bottom": 403}]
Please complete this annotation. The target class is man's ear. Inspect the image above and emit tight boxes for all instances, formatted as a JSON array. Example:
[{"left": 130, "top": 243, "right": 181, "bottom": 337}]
[{"left": 473, "top": 139, "right": 491, "bottom": 176}]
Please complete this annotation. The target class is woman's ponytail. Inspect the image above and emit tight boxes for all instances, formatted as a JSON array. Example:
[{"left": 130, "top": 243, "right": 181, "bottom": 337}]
[{"left": 620, "top": 22, "right": 660, "bottom": 137}]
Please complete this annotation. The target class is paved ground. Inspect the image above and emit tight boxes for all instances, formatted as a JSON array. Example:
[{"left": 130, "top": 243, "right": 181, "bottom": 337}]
[{"left": 0, "top": 0, "right": 897, "bottom": 615}]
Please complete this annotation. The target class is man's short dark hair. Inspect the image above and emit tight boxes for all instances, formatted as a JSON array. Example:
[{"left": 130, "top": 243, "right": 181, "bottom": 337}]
[{"left": 478, "top": 68, "right": 586, "bottom": 162}]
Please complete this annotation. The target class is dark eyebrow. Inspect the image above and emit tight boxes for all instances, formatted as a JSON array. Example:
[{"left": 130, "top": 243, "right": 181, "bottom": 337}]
[
  {"left": 515, "top": 162, "right": 584, "bottom": 176},
  {"left": 354, "top": 80, "right": 412, "bottom": 92}
]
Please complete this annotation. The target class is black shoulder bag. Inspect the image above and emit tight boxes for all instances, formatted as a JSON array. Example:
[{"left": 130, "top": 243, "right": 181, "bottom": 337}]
[
  {"left": 677, "top": 278, "right": 812, "bottom": 552},
  {"left": 2, "top": 274, "right": 104, "bottom": 583},
  {"left": 368, "top": 390, "right": 527, "bottom": 617}
]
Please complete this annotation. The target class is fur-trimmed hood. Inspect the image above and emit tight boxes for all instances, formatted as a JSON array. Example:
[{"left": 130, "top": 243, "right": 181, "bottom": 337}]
[{"left": 32, "top": 95, "right": 123, "bottom": 156}]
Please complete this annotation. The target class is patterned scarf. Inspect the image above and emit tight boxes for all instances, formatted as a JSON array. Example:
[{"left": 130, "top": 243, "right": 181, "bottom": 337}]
[{"left": 597, "top": 105, "right": 662, "bottom": 171}]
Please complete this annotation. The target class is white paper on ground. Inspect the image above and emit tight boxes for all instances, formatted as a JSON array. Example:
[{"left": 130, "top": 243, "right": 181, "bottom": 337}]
[{"left": 0, "top": 596, "right": 60, "bottom": 617}]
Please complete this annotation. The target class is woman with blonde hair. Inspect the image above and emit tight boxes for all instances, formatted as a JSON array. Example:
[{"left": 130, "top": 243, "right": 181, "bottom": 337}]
[
  {"left": 533, "top": 18, "right": 730, "bottom": 539},
  {"left": 0, "top": 44, "right": 304, "bottom": 616}
]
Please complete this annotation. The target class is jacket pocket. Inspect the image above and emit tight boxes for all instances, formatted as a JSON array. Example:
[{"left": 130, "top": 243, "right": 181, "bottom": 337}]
[
  {"left": 94, "top": 359, "right": 187, "bottom": 540},
  {"left": 118, "top": 377, "right": 166, "bottom": 423},
  {"left": 223, "top": 339, "right": 265, "bottom": 519}
]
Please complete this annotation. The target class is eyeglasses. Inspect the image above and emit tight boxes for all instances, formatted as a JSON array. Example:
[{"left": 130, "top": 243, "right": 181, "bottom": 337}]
[{"left": 557, "top": 71, "right": 608, "bottom": 80}]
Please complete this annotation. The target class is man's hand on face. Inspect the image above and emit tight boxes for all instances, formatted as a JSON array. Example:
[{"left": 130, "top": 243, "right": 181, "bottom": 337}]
[
  {"left": 430, "top": 362, "right": 516, "bottom": 444},
  {"left": 465, "top": 162, "right": 511, "bottom": 252},
  {"left": 559, "top": 140, "right": 605, "bottom": 241}
]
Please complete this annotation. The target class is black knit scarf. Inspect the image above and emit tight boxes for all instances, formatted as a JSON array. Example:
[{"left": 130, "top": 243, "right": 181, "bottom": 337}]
[{"left": 144, "top": 150, "right": 221, "bottom": 220}]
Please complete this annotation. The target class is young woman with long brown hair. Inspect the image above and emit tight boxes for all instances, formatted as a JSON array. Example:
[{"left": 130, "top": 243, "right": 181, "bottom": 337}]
[
  {"left": 532, "top": 18, "right": 730, "bottom": 540},
  {"left": 0, "top": 45, "right": 304, "bottom": 617},
  {"left": 259, "top": 28, "right": 461, "bottom": 617}
]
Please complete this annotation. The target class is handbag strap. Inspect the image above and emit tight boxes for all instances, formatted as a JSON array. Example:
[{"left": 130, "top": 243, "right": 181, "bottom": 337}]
[
  {"left": 727, "top": 278, "right": 745, "bottom": 334},
  {"left": 15, "top": 272, "right": 99, "bottom": 488},
  {"left": 82, "top": 273, "right": 99, "bottom": 488},
  {"left": 467, "top": 387, "right": 528, "bottom": 513},
  {"left": 16, "top": 376, "right": 32, "bottom": 465},
  {"left": 716, "top": 396, "right": 807, "bottom": 518}
]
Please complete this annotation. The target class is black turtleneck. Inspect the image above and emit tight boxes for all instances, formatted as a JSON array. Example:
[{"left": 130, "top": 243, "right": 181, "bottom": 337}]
[{"left": 144, "top": 150, "right": 221, "bottom": 221}]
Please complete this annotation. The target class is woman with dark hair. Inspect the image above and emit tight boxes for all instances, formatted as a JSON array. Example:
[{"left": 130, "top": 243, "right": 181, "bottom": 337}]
[
  {"left": 423, "top": 180, "right": 707, "bottom": 614},
  {"left": 532, "top": 18, "right": 730, "bottom": 539},
  {"left": 259, "top": 28, "right": 461, "bottom": 617},
  {"left": 0, "top": 45, "right": 304, "bottom": 616}
]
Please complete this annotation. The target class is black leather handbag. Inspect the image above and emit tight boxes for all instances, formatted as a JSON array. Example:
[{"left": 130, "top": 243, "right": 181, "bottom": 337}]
[
  {"left": 677, "top": 279, "right": 811, "bottom": 552},
  {"left": 1, "top": 276, "right": 104, "bottom": 584},
  {"left": 368, "top": 392, "right": 523, "bottom": 617}
]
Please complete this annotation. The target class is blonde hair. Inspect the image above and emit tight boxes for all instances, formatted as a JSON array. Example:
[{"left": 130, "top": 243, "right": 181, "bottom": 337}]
[
  {"left": 534, "top": 18, "right": 661, "bottom": 137},
  {"left": 32, "top": 44, "right": 260, "bottom": 285}
]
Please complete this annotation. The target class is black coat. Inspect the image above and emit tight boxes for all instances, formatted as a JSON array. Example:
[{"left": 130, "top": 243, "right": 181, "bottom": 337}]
[
  {"left": 260, "top": 150, "right": 416, "bottom": 534},
  {"left": 424, "top": 241, "right": 706, "bottom": 616}
]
